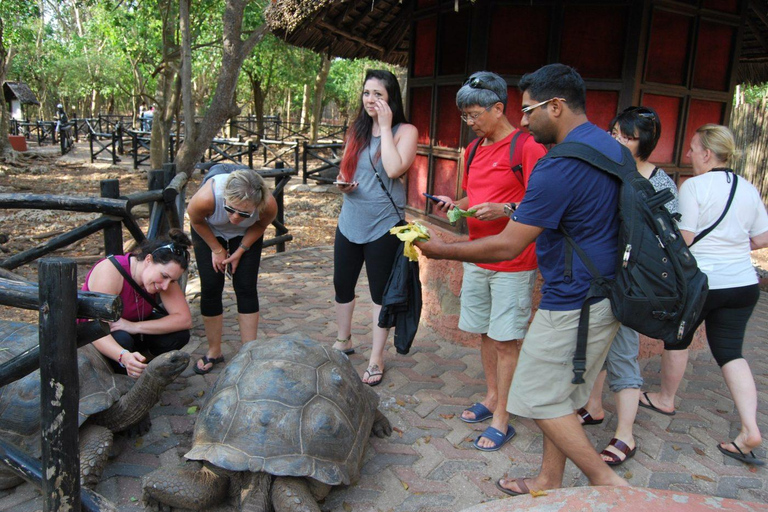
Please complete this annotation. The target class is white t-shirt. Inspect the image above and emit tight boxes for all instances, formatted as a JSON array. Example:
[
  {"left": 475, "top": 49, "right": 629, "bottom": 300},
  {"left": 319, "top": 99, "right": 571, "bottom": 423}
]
[{"left": 678, "top": 170, "right": 768, "bottom": 290}]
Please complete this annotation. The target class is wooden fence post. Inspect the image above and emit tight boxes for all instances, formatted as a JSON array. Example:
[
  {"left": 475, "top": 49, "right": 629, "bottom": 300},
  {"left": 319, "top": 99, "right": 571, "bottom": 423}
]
[
  {"left": 101, "top": 179, "right": 123, "bottom": 255},
  {"left": 146, "top": 169, "right": 168, "bottom": 240},
  {"left": 39, "top": 258, "right": 80, "bottom": 512},
  {"left": 274, "top": 162, "right": 286, "bottom": 253}
]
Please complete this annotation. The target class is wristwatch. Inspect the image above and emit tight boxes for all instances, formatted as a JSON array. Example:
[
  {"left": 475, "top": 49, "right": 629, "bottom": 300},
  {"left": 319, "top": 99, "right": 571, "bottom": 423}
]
[
  {"left": 503, "top": 203, "right": 517, "bottom": 217},
  {"left": 240, "top": 243, "right": 251, "bottom": 252}
]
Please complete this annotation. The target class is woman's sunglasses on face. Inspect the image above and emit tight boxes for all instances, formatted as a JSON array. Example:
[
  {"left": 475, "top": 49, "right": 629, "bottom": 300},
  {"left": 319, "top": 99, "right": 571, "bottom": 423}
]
[{"left": 224, "top": 203, "right": 254, "bottom": 219}]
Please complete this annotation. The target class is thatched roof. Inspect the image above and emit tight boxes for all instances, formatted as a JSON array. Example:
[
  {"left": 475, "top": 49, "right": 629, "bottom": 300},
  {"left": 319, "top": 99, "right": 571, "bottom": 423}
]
[
  {"left": 267, "top": 0, "right": 768, "bottom": 84},
  {"left": 3, "top": 81, "right": 40, "bottom": 105},
  {"left": 265, "top": 0, "right": 411, "bottom": 66},
  {"left": 737, "top": 1, "right": 768, "bottom": 84}
]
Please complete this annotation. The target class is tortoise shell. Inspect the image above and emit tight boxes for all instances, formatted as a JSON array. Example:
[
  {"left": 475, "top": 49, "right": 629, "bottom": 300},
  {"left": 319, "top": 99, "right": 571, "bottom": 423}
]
[
  {"left": 0, "top": 321, "right": 128, "bottom": 457},
  {"left": 185, "top": 334, "right": 379, "bottom": 486}
]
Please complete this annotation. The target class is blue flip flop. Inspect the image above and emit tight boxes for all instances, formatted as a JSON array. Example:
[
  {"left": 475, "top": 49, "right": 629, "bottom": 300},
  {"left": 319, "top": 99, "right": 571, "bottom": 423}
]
[
  {"left": 461, "top": 402, "right": 493, "bottom": 424},
  {"left": 473, "top": 425, "right": 516, "bottom": 451}
]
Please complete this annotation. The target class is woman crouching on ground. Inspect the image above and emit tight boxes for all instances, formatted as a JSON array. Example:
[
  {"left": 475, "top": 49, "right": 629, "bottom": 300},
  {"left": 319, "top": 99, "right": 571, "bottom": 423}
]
[{"left": 84, "top": 230, "right": 193, "bottom": 378}]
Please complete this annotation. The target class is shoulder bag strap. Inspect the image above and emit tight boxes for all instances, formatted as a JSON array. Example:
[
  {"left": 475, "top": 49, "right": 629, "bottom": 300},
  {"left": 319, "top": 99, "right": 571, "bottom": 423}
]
[
  {"left": 690, "top": 171, "right": 738, "bottom": 247},
  {"left": 108, "top": 255, "right": 167, "bottom": 314},
  {"left": 368, "top": 145, "right": 405, "bottom": 222}
]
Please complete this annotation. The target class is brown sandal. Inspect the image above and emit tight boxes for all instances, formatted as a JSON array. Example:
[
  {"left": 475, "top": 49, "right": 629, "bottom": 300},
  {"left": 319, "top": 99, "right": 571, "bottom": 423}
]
[
  {"left": 600, "top": 437, "right": 637, "bottom": 466},
  {"left": 495, "top": 477, "right": 531, "bottom": 496},
  {"left": 577, "top": 407, "right": 603, "bottom": 426}
]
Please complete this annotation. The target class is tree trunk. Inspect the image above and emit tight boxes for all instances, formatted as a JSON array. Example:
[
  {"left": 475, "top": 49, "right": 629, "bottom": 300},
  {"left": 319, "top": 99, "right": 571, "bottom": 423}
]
[
  {"left": 172, "top": 0, "right": 267, "bottom": 178},
  {"left": 299, "top": 83, "right": 310, "bottom": 131},
  {"left": 150, "top": 0, "right": 180, "bottom": 169},
  {"left": 248, "top": 72, "right": 264, "bottom": 143},
  {"left": 0, "top": 16, "right": 11, "bottom": 154},
  {"left": 309, "top": 56, "right": 331, "bottom": 144}
]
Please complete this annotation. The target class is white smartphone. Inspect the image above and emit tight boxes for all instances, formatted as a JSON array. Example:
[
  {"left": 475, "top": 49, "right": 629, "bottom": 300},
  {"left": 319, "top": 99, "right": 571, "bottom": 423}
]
[{"left": 333, "top": 180, "right": 355, "bottom": 186}]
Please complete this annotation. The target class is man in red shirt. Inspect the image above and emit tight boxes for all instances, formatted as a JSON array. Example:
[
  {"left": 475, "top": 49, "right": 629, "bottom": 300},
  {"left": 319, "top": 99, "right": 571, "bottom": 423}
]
[{"left": 433, "top": 71, "right": 546, "bottom": 450}]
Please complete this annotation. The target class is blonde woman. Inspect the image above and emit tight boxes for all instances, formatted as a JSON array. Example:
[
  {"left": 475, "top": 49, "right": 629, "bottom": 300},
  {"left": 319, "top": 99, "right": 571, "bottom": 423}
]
[
  {"left": 640, "top": 124, "right": 768, "bottom": 466},
  {"left": 189, "top": 165, "right": 277, "bottom": 374}
]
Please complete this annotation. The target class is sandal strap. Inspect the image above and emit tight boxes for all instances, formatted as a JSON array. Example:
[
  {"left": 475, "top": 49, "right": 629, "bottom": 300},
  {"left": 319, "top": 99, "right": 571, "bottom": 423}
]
[{"left": 607, "top": 437, "right": 633, "bottom": 456}]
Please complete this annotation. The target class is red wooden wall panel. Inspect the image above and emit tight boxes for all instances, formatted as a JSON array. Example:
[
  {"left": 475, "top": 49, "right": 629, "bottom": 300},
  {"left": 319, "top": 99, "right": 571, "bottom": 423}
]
[
  {"left": 702, "top": 0, "right": 740, "bottom": 13},
  {"left": 410, "top": 87, "right": 432, "bottom": 146},
  {"left": 408, "top": 155, "right": 430, "bottom": 208},
  {"left": 682, "top": 99, "right": 725, "bottom": 164},
  {"left": 505, "top": 88, "right": 524, "bottom": 128},
  {"left": 586, "top": 91, "right": 620, "bottom": 132},
  {"left": 435, "top": 85, "right": 461, "bottom": 148},
  {"left": 642, "top": 94, "right": 683, "bottom": 164},
  {"left": 646, "top": 9, "right": 692, "bottom": 85},
  {"left": 693, "top": 21, "right": 735, "bottom": 91},
  {"left": 413, "top": 17, "right": 436, "bottom": 78},
  {"left": 430, "top": 157, "right": 459, "bottom": 219},
  {"left": 560, "top": 5, "right": 628, "bottom": 79},
  {"left": 439, "top": 10, "right": 469, "bottom": 76},
  {"left": 488, "top": 6, "right": 550, "bottom": 76}
]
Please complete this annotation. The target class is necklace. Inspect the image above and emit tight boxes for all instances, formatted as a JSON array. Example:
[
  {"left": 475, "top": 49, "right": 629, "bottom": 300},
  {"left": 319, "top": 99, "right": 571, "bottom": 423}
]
[{"left": 129, "top": 256, "right": 145, "bottom": 323}]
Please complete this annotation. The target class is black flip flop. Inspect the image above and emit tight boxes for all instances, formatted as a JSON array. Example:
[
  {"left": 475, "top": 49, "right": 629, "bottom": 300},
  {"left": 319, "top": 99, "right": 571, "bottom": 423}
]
[
  {"left": 638, "top": 391, "right": 676, "bottom": 416},
  {"left": 577, "top": 407, "right": 604, "bottom": 426},
  {"left": 363, "top": 365, "right": 383, "bottom": 387},
  {"left": 193, "top": 355, "right": 225, "bottom": 375},
  {"left": 718, "top": 442, "right": 765, "bottom": 466}
]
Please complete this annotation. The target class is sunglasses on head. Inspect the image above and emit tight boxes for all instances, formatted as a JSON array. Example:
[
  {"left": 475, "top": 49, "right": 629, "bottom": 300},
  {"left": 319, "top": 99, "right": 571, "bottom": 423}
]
[
  {"left": 152, "top": 243, "right": 190, "bottom": 263},
  {"left": 623, "top": 106, "right": 656, "bottom": 120},
  {"left": 224, "top": 203, "right": 254, "bottom": 219},
  {"left": 464, "top": 76, "right": 503, "bottom": 104}
]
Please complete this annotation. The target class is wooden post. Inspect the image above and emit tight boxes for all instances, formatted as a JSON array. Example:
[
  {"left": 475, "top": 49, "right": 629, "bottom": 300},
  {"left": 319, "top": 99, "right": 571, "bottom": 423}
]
[
  {"left": 89, "top": 132, "right": 95, "bottom": 163},
  {"left": 146, "top": 169, "right": 167, "bottom": 240},
  {"left": 302, "top": 141, "right": 308, "bottom": 184},
  {"left": 101, "top": 179, "right": 123, "bottom": 255},
  {"left": 39, "top": 258, "right": 80, "bottom": 512}
]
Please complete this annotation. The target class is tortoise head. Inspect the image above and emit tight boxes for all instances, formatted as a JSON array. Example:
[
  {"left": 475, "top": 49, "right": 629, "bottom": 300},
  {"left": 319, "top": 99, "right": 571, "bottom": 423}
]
[{"left": 145, "top": 350, "right": 191, "bottom": 384}]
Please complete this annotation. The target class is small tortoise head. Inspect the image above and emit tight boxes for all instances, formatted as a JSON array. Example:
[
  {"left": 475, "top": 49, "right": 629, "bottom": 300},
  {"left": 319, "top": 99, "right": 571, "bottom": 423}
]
[{"left": 145, "top": 350, "right": 190, "bottom": 384}]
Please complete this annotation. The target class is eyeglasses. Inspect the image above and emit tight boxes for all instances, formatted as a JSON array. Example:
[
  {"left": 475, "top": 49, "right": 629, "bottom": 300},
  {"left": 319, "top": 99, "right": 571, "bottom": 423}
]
[
  {"left": 460, "top": 105, "right": 494, "bottom": 123},
  {"left": 609, "top": 130, "right": 639, "bottom": 145},
  {"left": 224, "top": 203, "right": 254, "bottom": 219},
  {"left": 521, "top": 97, "right": 566, "bottom": 116},
  {"left": 152, "top": 243, "right": 190, "bottom": 263}
]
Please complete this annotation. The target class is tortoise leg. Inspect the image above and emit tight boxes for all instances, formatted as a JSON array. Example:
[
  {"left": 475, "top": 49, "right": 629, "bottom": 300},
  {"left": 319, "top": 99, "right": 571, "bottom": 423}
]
[
  {"left": 237, "top": 472, "right": 272, "bottom": 512},
  {"left": 142, "top": 463, "right": 229, "bottom": 510},
  {"left": 79, "top": 423, "right": 114, "bottom": 488},
  {"left": 372, "top": 409, "right": 393, "bottom": 438},
  {"left": 271, "top": 476, "right": 321, "bottom": 512},
  {"left": 0, "top": 468, "right": 24, "bottom": 490}
]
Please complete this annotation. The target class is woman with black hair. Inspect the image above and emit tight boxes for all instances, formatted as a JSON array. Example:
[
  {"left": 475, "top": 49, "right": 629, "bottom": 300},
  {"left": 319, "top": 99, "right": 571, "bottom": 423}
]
[
  {"left": 332, "top": 69, "right": 418, "bottom": 386},
  {"left": 82, "top": 229, "right": 193, "bottom": 379},
  {"left": 576, "top": 106, "right": 678, "bottom": 466}
]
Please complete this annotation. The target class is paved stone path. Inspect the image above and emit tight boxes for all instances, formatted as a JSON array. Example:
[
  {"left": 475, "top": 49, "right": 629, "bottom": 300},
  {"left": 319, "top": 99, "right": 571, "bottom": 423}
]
[{"left": 2, "top": 245, "right": 768, "bottom": 511}]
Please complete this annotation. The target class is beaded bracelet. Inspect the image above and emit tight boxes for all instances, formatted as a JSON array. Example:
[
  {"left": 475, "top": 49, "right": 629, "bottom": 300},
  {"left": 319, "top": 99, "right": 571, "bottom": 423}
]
[{"left": 118, "top": 349, "right": 129, "bottom": 368}]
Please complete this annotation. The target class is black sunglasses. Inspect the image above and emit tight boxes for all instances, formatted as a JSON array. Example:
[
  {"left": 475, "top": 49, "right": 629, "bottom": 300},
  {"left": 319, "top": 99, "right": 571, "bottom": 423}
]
[
  {"left": 152, "top": 243, "right": 190, "bottom": 263},
  {"left": 224, "top": 203, "right": 254, "bottom": 219},
  {"left": 464, "top": 76, "right": 503, "bottom": 103}
]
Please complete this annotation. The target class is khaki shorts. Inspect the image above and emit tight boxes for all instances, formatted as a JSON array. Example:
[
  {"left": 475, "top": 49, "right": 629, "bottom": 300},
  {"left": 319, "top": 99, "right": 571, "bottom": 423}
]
[
  {"left": 458, "top": 263, "right": 537, "bottom": 341},
  {"left": 508, "top": 299, "right": 620, "bottom": 420}
]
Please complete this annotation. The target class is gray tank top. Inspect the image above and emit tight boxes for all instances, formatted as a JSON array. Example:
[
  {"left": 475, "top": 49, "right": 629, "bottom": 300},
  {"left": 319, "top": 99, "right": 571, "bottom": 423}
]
[
  {"left": 205, "top": 173, "right": 260, "bottom": 240},
  {"left": 338, "top": 126, "right": 406, "bottom": 243}
]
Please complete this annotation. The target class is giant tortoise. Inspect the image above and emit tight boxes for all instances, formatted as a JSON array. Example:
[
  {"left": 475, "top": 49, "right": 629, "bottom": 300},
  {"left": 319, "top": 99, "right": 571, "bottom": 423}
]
[
  {"left": 0, "top": 320, "right": 190, "bottom": 488},
  {"left": 142, "top": 334, "right": 392, "bottom": 512}
]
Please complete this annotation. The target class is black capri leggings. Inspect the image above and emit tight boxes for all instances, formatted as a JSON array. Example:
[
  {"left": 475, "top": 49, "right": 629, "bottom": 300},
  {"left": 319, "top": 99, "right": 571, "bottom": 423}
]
[
  {"left": 111, "top": 315, "right": 189, "bottom": 373},
  {"left": 666, "top": 284, "right": 760, "bottom": 367},
  {"left": 334, "top": 226, "right": 401, "bottom": 305},
  {"left": 192, "top": 228, "right": 263, "bottom": 317}
]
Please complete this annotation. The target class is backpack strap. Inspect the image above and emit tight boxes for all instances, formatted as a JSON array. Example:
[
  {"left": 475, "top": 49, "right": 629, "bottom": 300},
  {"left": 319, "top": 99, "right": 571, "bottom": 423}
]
[
  {"left": 108, "top": 255, "right": 167, "bottom": 315},
  {"left": 464, "top": 137, "right": 483, "bottom": 175},
  {"left": 509, "top": 130, "right": 530, "bottom": 187},
  {"left": 465, "top": 130, "right": 530, "bottom": 188},
  {"left": 690, "top": 171, "right": 738, "bottom": 247}
]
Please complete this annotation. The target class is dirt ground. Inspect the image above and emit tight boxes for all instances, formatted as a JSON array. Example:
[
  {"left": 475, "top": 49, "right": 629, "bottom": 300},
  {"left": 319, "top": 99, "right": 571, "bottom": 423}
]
[{"left": 0, "top": 143, "right": 342, "bottom": 323}]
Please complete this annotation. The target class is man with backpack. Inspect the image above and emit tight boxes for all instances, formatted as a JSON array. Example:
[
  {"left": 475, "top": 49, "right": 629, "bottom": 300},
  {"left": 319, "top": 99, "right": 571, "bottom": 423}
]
[
  {"left": 430, "top": 71, "right": 546, "bottom": 451},
  {"left": 417, "top": 64, "right": 629, "bottom": 494}
]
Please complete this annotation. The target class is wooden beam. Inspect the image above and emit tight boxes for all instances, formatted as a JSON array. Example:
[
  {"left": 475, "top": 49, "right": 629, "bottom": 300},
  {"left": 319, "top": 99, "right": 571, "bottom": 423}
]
[
  {"left": 750, "top": 0, "right": 768, "bottom": 31},
  {"left": 316, "top": 20, "right": 386, "bottom": 53}
]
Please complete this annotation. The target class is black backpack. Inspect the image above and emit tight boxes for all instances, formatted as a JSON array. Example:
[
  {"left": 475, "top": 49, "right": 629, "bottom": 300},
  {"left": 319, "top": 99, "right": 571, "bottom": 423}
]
[{"left": 540, "top": 142, "right": 709, "bottom": 384}]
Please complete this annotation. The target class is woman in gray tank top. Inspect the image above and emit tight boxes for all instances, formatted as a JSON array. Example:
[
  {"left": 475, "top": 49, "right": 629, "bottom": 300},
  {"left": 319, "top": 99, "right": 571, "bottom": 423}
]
[
  {"left": 188, "top": 167, "right": 277, "bottom": 375},
  {"left": 332, "top": 69, "right": 418, "bottom": 387}
]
